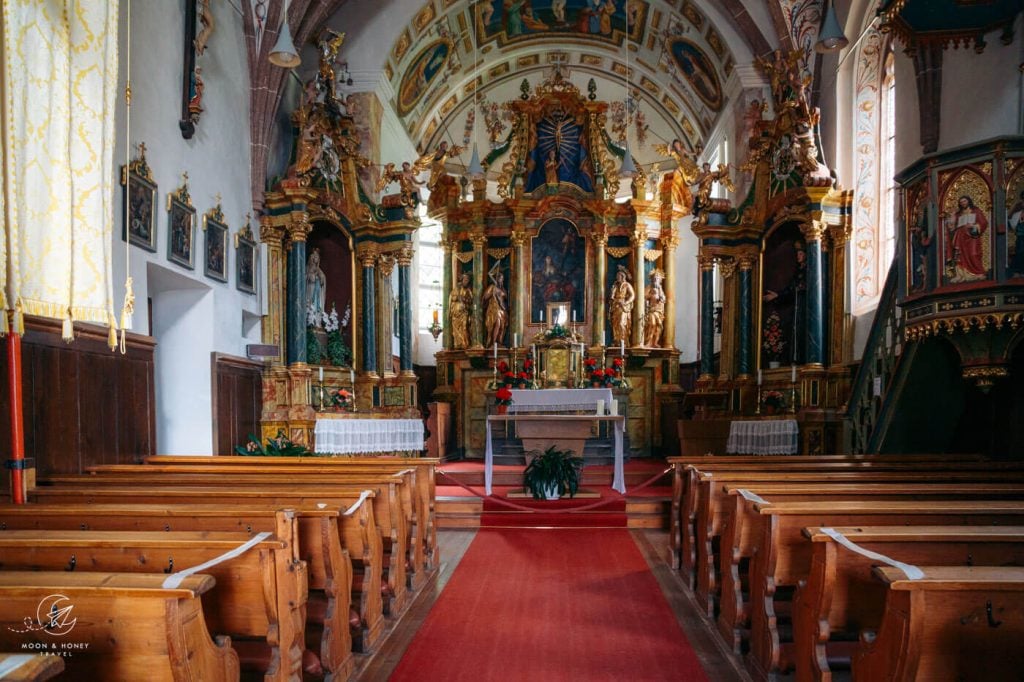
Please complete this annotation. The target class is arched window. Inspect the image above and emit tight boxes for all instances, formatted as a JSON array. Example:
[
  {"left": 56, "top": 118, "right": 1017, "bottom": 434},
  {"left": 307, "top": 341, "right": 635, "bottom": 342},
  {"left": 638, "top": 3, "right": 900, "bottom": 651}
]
[
  {"left": 417, "top": 217, "right": 444, "bottom": 333},
  {"left": 880, "top": 50, "right": 897, "bottom": 272}
]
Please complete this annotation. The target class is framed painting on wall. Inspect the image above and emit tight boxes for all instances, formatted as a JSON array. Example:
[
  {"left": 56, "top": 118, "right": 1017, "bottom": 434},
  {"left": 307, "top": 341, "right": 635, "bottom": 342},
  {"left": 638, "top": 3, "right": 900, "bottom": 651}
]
[
  {"left": 167, "top": 175, "right": 196, "bottom": 270},
  {"left": 203, "top": 204, "right": 229, "bottom": 283},
  {"left": 236, "top": 223, "right": 257, "bottom": 295},
  {"left": 121, "top": 143, "right": 157, "bottom": 252}
]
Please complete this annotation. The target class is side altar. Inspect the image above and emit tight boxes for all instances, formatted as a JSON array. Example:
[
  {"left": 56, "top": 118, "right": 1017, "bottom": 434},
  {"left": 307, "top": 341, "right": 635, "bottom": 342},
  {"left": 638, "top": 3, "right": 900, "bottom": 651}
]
[{"left": 431, "top": 71, "right": 688, "bottom": 458}]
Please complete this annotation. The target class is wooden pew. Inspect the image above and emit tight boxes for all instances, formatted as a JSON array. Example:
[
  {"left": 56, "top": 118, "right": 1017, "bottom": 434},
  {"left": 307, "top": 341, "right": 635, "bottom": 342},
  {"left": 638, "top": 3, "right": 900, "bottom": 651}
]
[
  {"left": 794, "top": 526, "right": 1024, "bottom": 682},
  {"left": 0, "top": 502, "right": 372, "bottom": 667},
  {"left": 666, "top": 454, "right": 988, "bottom": 571},
  {"left": 851, "top": 566, "right": 1024, "bottom": 682},
  {"left": 745, "top": 500, "right": 1024, "bottom": 682},
  {"left": 0, "top": 530, "right": 307, "bottom": 682},
  {"left": 682, "top": 466, "right": 1024, "bottom": 593},
  {"left": 31, "top": 481, "right": 407, "bottom": 623},
  {"left": 135, "top": 454, "right": 440, "bottom": 572},
  {"left": 72, "top": 465, "right": 432, "bottom": 589},
  {"left": 0, "top": 572, "right": 239, "bottom": 681},
  {"left": 713, "top": 480, "right": 1024, "bottom": 651},
  {"left": 0, "top": 653, "right": 64, "bottom": 681}
]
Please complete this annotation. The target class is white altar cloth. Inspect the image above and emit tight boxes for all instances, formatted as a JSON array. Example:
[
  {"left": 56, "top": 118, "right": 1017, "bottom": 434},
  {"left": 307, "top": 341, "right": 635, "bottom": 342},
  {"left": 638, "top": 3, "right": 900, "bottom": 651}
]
[
  {"left": 508, "top": 388, "right": 613, "bottom": 413},
  {"left": 314, "top": 418, "right": 424, "bottom": 455},
  {"left": 485, "top": 414, "right": 626, "bottom": 495},
  {"left": 726, "top": 419, "right": 799, "bottom": 455}
]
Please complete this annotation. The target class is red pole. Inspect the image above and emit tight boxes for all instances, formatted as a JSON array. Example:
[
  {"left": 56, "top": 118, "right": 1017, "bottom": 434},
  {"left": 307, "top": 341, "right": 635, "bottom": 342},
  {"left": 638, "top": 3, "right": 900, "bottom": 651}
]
[{"left": 7, "top": 331, "right": 25, "bottom": 504}]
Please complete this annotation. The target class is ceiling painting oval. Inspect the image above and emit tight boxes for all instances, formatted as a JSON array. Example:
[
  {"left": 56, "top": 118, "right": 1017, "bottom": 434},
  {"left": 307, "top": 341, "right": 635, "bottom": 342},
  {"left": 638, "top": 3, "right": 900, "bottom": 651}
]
[
  {"left": 667, "top": 37, "right": 722, "bottom": 112},
  {"left": 397, "top": 38, "right": 453, "bottom": 117},
  {"left": 478, "top": 0, "right": 648, "bottom": 49}
]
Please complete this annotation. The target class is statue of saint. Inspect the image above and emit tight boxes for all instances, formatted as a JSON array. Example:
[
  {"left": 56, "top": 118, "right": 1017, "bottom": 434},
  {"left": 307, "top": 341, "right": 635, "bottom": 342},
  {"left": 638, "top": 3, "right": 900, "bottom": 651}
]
[
  {"left": 545, "top": 150, "right": 559, "bottom": 185},
  {"left": 306, "top": 247, "right": 327, "bottom": 327},
  {"left": 608, "top": 265, "right": 635, "bottom": 345},
  {"left": 483, "top": 270, "right": 509, "bottom": 348},
  {"left": 643, "top": 268, "right": 666, "bottom": 347},
  {"left": 448, "top": 272, "right": 472, "bottom": 349}
]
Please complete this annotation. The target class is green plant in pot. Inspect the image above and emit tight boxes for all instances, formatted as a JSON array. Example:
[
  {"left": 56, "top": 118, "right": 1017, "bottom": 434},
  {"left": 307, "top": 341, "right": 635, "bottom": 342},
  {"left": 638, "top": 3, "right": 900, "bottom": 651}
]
[{"left": 522, "top": 446, "right": 583, "bottom": 500}]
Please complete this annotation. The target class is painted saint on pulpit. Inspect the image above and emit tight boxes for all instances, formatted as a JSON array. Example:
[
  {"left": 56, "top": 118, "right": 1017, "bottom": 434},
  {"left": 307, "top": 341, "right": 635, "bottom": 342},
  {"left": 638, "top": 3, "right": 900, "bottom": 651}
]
[{"left": 531, "top": 219, "right": 585, "bottom": 323}]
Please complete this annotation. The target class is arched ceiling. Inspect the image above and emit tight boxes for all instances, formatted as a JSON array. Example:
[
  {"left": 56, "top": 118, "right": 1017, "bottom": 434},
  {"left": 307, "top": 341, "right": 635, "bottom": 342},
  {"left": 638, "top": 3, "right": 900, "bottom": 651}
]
[{"left": 315, "top": 0, "right": 789, "bottom": 173}]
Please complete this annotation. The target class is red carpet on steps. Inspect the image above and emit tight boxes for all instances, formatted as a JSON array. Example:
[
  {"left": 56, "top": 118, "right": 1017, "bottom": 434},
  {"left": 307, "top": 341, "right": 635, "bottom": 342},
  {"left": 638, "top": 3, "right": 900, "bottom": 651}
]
[
  {"left": 388, "top": 529, "right": 709, "bottom": 681},
  {"left": 480, "top": 492, "right": 627, "bottom": 527}
]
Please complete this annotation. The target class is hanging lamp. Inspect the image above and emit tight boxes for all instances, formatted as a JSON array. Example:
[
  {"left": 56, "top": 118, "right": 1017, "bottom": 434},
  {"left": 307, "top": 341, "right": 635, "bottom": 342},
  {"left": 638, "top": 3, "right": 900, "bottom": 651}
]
[
  {"left": 815, "top": 0, "right": 849, "bottom": 53},
  {"left": 269, "top": 0, "right": 301, "bottom": 68}
]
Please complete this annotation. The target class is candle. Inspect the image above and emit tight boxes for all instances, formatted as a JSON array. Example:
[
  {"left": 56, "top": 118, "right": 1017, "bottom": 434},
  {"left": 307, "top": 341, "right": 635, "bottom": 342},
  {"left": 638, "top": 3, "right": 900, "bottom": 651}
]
[
  {"left": 596, "top": 400, "right": 605, "bottom": 416},
  {"left": 432, "top": 309, "right": 439, "bottom": 324},
  {"left": 350, "top": 369, "right": 355, "bottom": 386},
  {"left": 540, "top": 309, "right": 545, "bottom": 322},
  {"left": 609, "top": 399, "right": 618, "bottom": 416},
  {"left": 513, "top": 333, "right": 518, "bottom": 347},
  {"left": 319, "top": 367, "right": 324, "bottom": 382},
  {"left": 531, "top": 344, "right": 536, "bottom": 359},
  {"left": 791, "top": 364, "right": 797, "bottom": 383},
  {"left": 757, "top": 369, "right": 763, "bottom": 386},
  {"left": 493, "top": 342, "right": 497, "bottom": 360},
  {"left": 620, "top": 339, "right": 625, "bottom": 355},
  {"left": 572, "top": 309, "right": 576, "bottom": 322}
]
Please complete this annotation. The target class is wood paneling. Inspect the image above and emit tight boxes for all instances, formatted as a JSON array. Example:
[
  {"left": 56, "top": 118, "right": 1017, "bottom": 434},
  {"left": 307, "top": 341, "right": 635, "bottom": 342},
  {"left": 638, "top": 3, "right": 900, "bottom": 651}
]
[
  {"left": 211, "top": 353, "right": 263, "bottom": 455},
  {"left": 0, "top": 317, "right": 156, "bottom": 478}
]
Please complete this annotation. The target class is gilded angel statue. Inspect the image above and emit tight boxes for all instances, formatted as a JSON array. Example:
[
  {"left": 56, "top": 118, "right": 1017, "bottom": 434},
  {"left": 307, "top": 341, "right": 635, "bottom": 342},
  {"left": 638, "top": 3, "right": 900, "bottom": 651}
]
[
  {"left": 413, "top": 140, "right": 465, "bottom": 192},
  {"left": 654, "top": 138, "right": 701, "bottom": 208},
  {"left": 377, "top": 161, "right": 425, "bottom": 205}
]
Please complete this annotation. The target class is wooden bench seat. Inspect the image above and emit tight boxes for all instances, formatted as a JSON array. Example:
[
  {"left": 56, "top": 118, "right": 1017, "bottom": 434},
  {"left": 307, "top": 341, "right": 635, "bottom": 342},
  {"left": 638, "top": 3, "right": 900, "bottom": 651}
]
[
  {"left": 713, "top": 481, "right": 1024, "bottom": 652},
  {"left": 745, "top": 500, "right": 1024, "bottom": 682},
  {"left": 67, "top": 466, "right": 432, "bottom": 589},
  {"left": 0, "top": 653, "right": 64, "bottom": 681},
  {"left": 0, "top": 501, "right": 370, "bottom": 668},
  {"left": 851, "top": 566, "right": 1024, "bottom": 682},
  {"left": 0, "top": 529, "right": 308, "bottom": 682},
  {"left": 0, "top": 571, "right": 239, "bottom": 681},
  {"left": 794, "top": 526, "right": 1024, "bottom": 682}
]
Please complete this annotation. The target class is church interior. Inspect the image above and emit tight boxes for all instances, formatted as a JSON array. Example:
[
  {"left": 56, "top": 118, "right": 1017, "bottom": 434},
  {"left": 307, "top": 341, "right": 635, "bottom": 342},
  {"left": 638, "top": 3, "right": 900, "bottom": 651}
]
[{"left": 2, "top": 0, "right": 1024, "bottom": 679}]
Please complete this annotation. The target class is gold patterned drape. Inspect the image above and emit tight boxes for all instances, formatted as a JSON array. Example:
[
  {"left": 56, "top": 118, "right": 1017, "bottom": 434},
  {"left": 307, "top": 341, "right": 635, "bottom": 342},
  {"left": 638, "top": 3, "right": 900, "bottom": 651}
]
[{"left": 1, "top": 1, "right": 119, "bottom": 342}]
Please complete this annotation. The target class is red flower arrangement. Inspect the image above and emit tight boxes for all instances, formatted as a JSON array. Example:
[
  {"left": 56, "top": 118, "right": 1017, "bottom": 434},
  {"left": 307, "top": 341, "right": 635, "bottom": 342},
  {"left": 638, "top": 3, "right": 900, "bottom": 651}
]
[
  {"left": 762, "top": 311, "right": 785, "bottom": 362},
  {"left": 331, "top": 388, "right": 354, "bottom": 410},
  {"left": 497, "top": 361, "right": 509, "bottom": 373},
  {"left": 612, "top": 357, "right": 623, "bottom": 368},
  {"left": 495, "top": 386, "right": 514, "bottom": 405},
  {"left": 584, "top": 357, "right": 597, "bottom": 369}
]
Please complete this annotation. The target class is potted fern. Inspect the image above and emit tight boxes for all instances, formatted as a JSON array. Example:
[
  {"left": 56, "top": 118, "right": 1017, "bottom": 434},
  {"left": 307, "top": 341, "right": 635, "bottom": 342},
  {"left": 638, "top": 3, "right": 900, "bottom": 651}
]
[{"left": 522, "top": 446, "right": 583, "bottom": 500}]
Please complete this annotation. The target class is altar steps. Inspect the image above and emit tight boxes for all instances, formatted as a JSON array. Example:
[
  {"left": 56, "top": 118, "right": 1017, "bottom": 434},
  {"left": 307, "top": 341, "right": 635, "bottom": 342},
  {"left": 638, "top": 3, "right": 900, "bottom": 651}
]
[
  {"left": 434, "top": 461, "right": 672, "bottom": 529},
  {"left": 488, "top": 436, "right": 631, "bottom": 467}
]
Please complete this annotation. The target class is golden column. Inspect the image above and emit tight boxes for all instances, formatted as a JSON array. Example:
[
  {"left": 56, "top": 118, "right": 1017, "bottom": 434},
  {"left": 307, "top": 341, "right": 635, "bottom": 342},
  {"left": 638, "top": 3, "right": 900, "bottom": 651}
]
[
  {"left": 630, "top": 227, "right": 647, "bottom": 348},
  {"left": 510, "top": 228, "right": 528, "bottom": 344},
  {"left": 827, "top": 221, "right": 852, "bottom": 366},
  {"left": 259, "top": 214, "right": 286, "bottom": 363},
  {"left": 590, "top": 228, "right": 608, "bottom": 349},
  {"left": 470, "top": 231, "right": 487, "bottom": 349},
  {"left": 660, "top": 231, "right": 680, "bottom": 350}
]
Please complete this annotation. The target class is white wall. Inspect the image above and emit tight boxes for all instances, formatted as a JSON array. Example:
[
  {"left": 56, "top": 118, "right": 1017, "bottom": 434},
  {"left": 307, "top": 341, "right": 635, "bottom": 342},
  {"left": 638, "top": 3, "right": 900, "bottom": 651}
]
[
  {"left": 111, "top": 1, "right": 257, "bottom": 453},
  {"left": 676, "top": 215, "right": 699, "bottom": 364}
]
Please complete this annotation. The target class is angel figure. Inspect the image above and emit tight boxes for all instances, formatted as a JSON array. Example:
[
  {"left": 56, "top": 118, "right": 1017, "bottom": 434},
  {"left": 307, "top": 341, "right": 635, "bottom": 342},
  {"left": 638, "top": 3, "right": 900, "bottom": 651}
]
[
  {"left": 316, "top": 30, "right": 347, "bottom": 99},
  {"left": 413, "top": 140, "right": 464, "bottom": 192},
  {"left": 693, "top": 162, "right": 734, "bottom": 213},
  {"left": 194, "top": 0, "right": 215, "bottom": 56},
  {"left": 654, "top": 138, "right": 700, "bottom": 183},
  {"left": 377, "top": 161, "right": 425, "bottom": 206}
]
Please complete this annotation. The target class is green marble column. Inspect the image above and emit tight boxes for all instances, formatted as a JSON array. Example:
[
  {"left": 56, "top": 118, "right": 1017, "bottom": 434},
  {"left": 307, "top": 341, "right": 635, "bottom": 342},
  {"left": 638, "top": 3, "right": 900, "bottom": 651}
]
[
  {"left": 737, "top": 257, "right": 754, "bottom": 376},
  {"left": 700, "top": 256, "right": 715, "bottom": 378},
  {"left": 806, "top": 227, "right": 825, "bottom": 365},
  {"left": 398, "top": 246, "right": 414, "bottom": 375},
  {"left": 360, "top": 249, "right": 378, "bottom": 375},
  {"left": 285, "top": 214, "right": 311, "bottom": 365}
]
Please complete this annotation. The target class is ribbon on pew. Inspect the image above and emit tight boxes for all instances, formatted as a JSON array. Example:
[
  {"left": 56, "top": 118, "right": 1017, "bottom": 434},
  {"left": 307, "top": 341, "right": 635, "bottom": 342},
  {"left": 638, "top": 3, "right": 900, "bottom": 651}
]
[
  {"left": 0, "top": 655, "right": 37, "bottom": 677},
  {"left": 162, "top": 532, "right": 273, "bottom": 589},
  {"left": 820, "top": 527, "right": 924, "bottom": 580},
  {"left": 738, "top": 489, "right": 770, "bottom": 505},
  {"left": 343, "top": 490, "right": 373, "bottom": 516}
]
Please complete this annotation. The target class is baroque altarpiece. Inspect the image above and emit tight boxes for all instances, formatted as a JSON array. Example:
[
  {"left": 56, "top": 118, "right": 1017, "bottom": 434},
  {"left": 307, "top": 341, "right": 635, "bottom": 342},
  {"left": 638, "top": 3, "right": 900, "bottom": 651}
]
[
  {"left": 687, "top": 50, "right": 854, "bottom": 454},
  {"left": 256, "top": 33, "right": 422, "bottom": 446},
  {"left": 431, "top": 72, "right": 689, "bottom": 458}
]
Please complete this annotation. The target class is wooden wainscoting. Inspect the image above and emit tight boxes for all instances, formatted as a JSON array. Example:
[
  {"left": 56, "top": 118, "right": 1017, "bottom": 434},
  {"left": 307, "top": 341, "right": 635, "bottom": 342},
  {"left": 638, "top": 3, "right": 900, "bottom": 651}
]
[
  {"left": 0, "top": 316, "right": 156, "bottom": 477},
  {"left": 211, "top": 353, "right": 263, "bottom": 455}
]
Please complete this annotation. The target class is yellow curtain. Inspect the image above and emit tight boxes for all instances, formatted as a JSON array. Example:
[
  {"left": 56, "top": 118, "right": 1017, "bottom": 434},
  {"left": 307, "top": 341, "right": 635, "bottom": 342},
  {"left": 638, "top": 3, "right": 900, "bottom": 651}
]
[{"left": 1, "top": 0, "right": 119, "bottom": 343}]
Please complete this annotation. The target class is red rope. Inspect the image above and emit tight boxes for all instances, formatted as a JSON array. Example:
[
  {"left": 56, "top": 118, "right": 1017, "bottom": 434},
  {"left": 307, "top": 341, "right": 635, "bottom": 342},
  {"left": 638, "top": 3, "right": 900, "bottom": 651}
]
[{"left": 436, "top": 466, "right": 672, "bottom": 514}]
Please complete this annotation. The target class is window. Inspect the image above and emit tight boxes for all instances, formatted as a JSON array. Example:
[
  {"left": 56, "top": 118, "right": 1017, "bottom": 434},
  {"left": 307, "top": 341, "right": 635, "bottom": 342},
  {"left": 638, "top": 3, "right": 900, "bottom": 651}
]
[
  {"left": 417, "top": 218, "right": 444, "bottom": 331},
  {"left": 880, "top": 50, "right": 897, "bottom": 271}
]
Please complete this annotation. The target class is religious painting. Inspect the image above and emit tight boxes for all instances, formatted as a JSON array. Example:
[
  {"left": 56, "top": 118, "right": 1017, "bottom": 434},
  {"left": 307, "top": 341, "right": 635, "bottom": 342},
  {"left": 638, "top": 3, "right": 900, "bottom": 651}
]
[
  {"left": 905, "top": 180, "right": 934, "bottom": 295},
  {"left": 167, "top": 184, "right": 196, "bottom": 270},
  {"left": 531, "top": 219, "right": 585, "bottom": 325},
  {"left": 203, "top": 207, "right": 229, "bottom": 283},
  {"left": 761, "top": 223, "right": 806, "bottom": 368},
  {"left": 939, "top": 169, "right": 992, "bottom": 286},
  {"left": 525, "top": 109, "right": 595, "bottom": 193},
  {"left": 121, "top": 149, "right": 157, "bottom": 253},
  {"left": 667, "top": 37, "right": 722, "bottom": 111},
  {"left": 236, "top": 226, "right": 257, "bottom": 295},
  {"left": 1006, "top": 162, "right": 1024, "bottom": 278},
  {"left": 396, "top": 39, "right": 452, "bottom": 116},
  {"left": 478, "top": 0, "right": 647, "bottom": 49}
]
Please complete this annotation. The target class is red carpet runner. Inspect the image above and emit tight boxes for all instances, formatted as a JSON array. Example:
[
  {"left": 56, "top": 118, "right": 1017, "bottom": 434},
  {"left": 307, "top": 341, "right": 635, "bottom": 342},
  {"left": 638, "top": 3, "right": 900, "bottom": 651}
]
[
  {"left": 389, "top": 529, "right": 708, "bottom": 681},
  {"left": 480, "top": 493, "right": 627, "bottom": 527}
]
